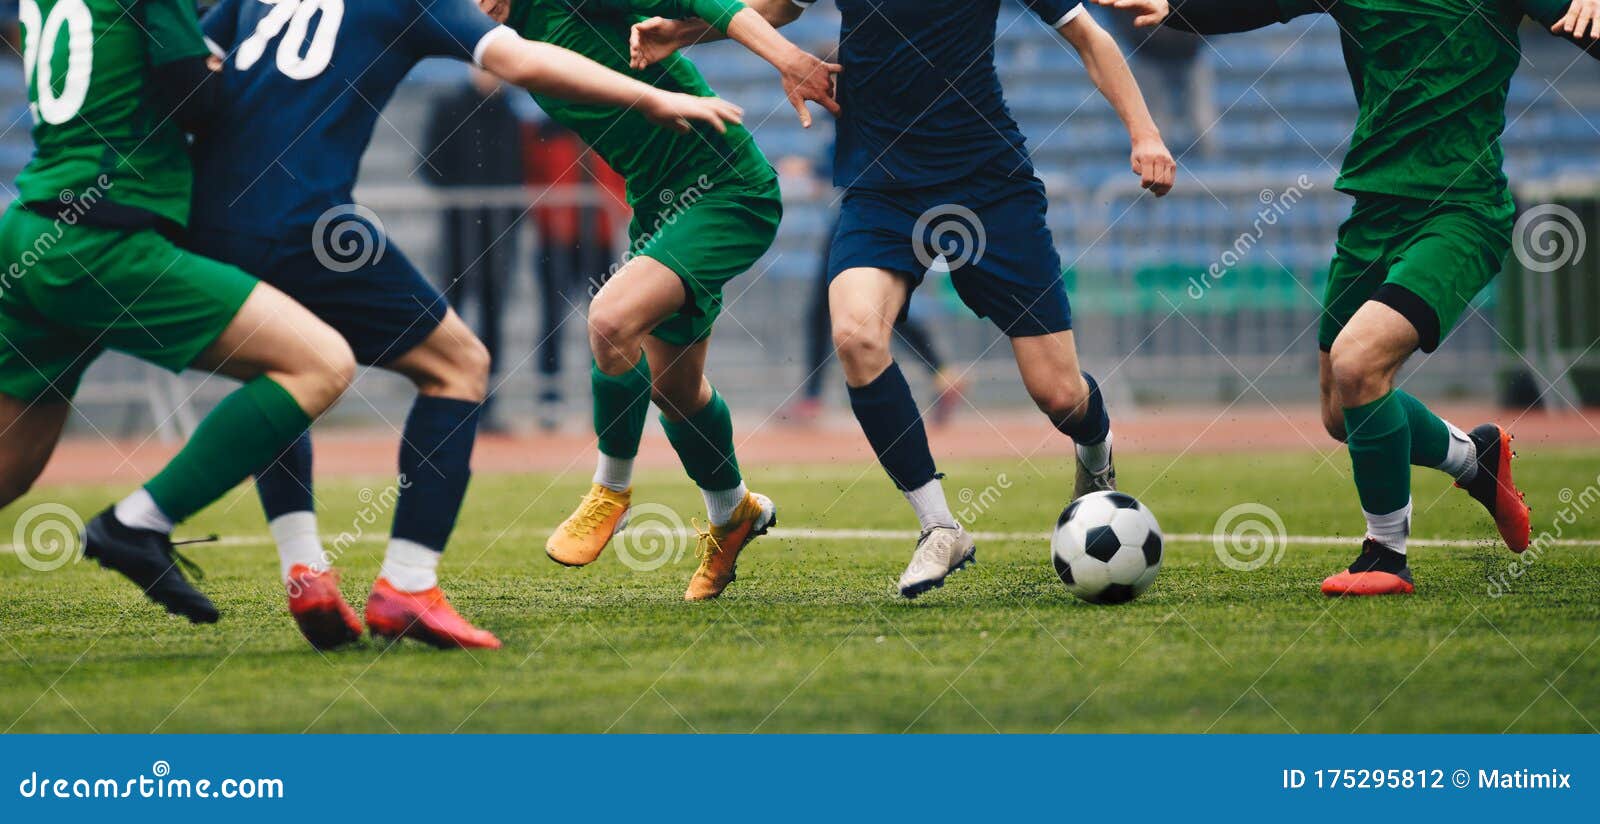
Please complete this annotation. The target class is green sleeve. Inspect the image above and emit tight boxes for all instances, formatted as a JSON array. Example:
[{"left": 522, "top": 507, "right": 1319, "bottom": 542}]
[
  {"left": 586, "top": 0, "right": 747, "bottom": 33},
  {"left": 144, "top": 0, "right": 213, "bottom": 66}
]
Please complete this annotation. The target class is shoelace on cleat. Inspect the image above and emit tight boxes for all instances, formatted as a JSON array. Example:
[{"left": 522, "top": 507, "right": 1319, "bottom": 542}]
[
  {"left": 167, "top": 534, "right": 218, "bottom": 581},
  {"left": 692, "top": 518, "right": 721, "bottom": 562},
  {"left": 568, "top": 493, "right": 618, "bottom": 536}
]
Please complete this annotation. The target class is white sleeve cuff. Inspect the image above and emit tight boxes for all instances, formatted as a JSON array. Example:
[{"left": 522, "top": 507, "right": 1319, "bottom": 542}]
[
  {"left": 790, "top": 0, "right": 816, "bottom": 7},
  {"left": 1052, "top": 3, "right": 1086, "bottom": 27},
  {"left": 472, "top": 24, "right": 516, "bottom": 68},
  {"left": 204, "top": 36, "right": 225, "bottom": 59}
]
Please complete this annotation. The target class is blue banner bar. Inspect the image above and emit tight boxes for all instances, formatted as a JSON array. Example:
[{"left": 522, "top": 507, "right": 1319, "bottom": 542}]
[{"left": 1, "top": 735, "right": 1593, "bottom": 820}]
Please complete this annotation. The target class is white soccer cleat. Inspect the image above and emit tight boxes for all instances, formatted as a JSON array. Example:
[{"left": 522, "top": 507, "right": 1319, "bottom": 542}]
[{"left": 898, "top": 524, "right": 977, "bottom": 599}]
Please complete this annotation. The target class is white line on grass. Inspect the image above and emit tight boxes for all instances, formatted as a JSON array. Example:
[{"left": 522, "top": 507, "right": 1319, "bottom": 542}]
[{"left": 2, "top": 529, "right": 1596, "bottom": 556}]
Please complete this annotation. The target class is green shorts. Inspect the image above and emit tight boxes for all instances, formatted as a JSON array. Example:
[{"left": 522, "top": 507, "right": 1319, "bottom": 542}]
[
  {"left": 1319, "top": 194, "right": 1513, "bottom": 353},
  {"left": 631, "top": 178, "right": 782, "bottom": 346},
  {"left": 0, "top": 204, "right": 257, "bottom": 402}
]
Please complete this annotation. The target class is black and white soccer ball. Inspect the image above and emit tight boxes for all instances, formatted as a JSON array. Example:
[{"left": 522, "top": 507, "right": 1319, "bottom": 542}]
[{"left": 1051, "top": 491, "right": 1163, "bottom": 604}]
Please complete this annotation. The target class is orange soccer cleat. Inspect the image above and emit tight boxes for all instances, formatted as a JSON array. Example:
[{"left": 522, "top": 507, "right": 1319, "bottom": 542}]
[
  {"left": 684, "top": 492, "right": 776, "bottom": 601},
  {"left": 546, "top": 484, "right": 631, "bottom": 567},
  {"left": 1457, "top": 423, "right": 1531, "bottom": 553},
  {"left": 286, "top": 565, "right": 363, "bottom": 650},
  {"left": 1321, "top": 539, "right": 1415, "bottom": 597},
  {"left": 364, "top": 578, "right": 501, "bottom": 650}
]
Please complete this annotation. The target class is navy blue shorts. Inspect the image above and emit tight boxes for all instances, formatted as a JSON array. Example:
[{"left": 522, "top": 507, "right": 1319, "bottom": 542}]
[
  {"left": 186, "top": 223, "right": 447, "bottom": 366},
  {"left": 827, "top": 169, "right": 1070, "bottom": 337}
]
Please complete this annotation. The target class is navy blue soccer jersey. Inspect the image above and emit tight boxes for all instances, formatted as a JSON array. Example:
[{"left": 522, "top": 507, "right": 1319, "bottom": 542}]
[
  {"left": 794, "top": 0, "right": 1083, "bottom": 191},
  {"left": 191, "top": 0, "right": 512, "bottom": 236}
]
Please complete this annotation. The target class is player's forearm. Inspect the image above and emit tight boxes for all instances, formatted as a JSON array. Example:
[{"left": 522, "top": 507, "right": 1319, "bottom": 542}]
[
  {"left": 1065, "top": 20, "right": 1161, "bottom": 143},
  {"left": 484, "top": 39, "right": 668, "bottom": 112},
  {"left": 661, "top": 0, "right": 803, "bottom": 48},
  {"left": 724, "top": 8, "right": 811, "bottom": 76}
]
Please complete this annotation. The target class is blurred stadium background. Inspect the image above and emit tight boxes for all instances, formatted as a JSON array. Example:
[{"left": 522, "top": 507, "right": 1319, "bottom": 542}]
[{"left": 1, "top": 5, "right": 1596, "bottom": 440}]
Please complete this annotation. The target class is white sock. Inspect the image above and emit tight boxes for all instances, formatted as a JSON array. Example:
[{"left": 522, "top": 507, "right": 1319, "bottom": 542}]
[
  {"left": 593, "top": 453, "right": 633, "bottom": 492},
  {"left": 269, "top": 511, "right": 327, "bottom": 582},
  {"left": 114, "top": 489, "right": 173, "bottom": 534},
  {"left": 904, "top": 478, "right": 958, "bottom": 531},
  {"left": 380, "top": 538, "right": 440, "bottom": 592},
  {"left": 1076, "top": 430, "right": 1113, "bottom": 474},
  {"left": 1437, "top": 422, "right": 1478, "bottom": 483},
  {"left": 703, "top": 482, "right": 748, "bottom": 527},
  {"left": 1363, "top": 499, "right": 1412, "bottom": 554}
]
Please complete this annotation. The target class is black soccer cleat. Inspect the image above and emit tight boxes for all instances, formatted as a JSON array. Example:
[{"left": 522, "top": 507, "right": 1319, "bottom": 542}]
[
  {"left": 81, "top": 508, "right": 219, "bottom": 624},
  {"left": 1456, "top": 423, "right": 1531, "bottom": 553}
]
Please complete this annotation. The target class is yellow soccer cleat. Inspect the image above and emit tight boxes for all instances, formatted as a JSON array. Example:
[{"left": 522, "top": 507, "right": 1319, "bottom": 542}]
[
  {"left": 546, "top": 484, "right": 631, "bottom": 567},
  {"left": 685, "top": 492, "right": 776, "bottom": 601}
]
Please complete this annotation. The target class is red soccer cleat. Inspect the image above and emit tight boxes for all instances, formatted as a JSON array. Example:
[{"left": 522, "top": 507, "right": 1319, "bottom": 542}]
[
  {"left": 1321, "top": 539, "right": 1415, "bottom": 597},
  {"left": 1457, "top": 423, "right": 1531, "bottom": 553},
  {"left": 287, "top": 565, "right": 363, "bottom": 650},
  {"left": 364, "top": 578, "right": 501, "bottom": 650}
]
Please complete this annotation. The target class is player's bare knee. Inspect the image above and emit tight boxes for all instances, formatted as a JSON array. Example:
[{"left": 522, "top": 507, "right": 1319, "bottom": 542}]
[
  {"left": 588, "top": 309, "right": 642, "bottom": 375},
  {"left": 424, "top": 334, "right": 490, "bottom": 401},
  {"left": 279, "top": 335, "right": 355, "bottom": 414},
  {"left": 652, "top": 376, "right": 707, "bottom": 421},
  {"left": 1029, "top": 378, "right": 1088, "bottom": 423},
  {"left": 832, "top": 315, "right": 892, "bottom": 382},
  {"left": 1327, "top": 342, "right": 1388, "bottom": 405}
]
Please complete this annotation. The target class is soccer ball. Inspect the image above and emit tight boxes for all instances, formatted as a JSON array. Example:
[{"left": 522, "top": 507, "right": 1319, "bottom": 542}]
[{"left": 1051, "top": 491, "right": 1163, "bottom": 604}]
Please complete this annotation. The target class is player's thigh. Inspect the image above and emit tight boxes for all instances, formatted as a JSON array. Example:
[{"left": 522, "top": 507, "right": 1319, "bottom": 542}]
[
  {"left": 384, "top": 308, "right": 491, "bottom": 400},
  {"left": 192, "top": 281, "right": 354, "bottom": 394},
  {"left": 0, "top": 393, "right": 70, "bottom": 506},
  {"left": 642, "top": 335, "right": 712, "bottom": 420},
  {"left": 828, "top": 267, "right": 912, "bottom": 347},
  {"left": 1381, "top": 202, "right": 1512, "bottom": 354},
  {"left": 632, "top": 186, "right": 782, "bottom": 347},
  {"left": 1318, "top": 201, "right": 1394, "bottom": 352},
  {"left": 590, "top": 254, "right": 688, "bottom": 345},
  {"left": 946, "top": 178, "right": 1071, "bottom": 337}
]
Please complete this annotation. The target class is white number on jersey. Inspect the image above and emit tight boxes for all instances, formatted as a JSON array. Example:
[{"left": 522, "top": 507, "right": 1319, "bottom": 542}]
[
  {"left": 235, "top": 0, "right": 345, "bottom": 80},
  {"left": 19, "top": 0, "right": 94, "bottom": 125}
]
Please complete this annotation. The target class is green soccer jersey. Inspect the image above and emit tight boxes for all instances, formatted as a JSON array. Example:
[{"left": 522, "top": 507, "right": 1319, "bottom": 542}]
[
  {"left": 1278, "top": 0, "right": 1546, "bottom": 206},
  {"left": 506, "top": 0, "right": 778, "bottom": 207},
  {"left": 13, "top": 0, "right": 211, "bottom": 226}
]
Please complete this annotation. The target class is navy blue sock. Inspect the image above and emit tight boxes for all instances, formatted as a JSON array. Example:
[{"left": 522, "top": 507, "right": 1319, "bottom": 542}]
[
  {"left": 847, "top": 362, "right": 937, "bottom": 492},
  {"left": 255, "top": 430, "right": 313, "bottom": 520},
  {"left": 1054, "top": 371, "right": 1110, "bottom": 445},
  {"left": 391, "top": 396, "right": 482, "bottom": 552}
]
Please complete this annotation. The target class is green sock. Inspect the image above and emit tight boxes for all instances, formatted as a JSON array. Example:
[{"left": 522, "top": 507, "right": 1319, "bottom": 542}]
[
  {"left": 1393, "top": 390, "right": 1450, "bottom": 469},
  {"left": 1342, "top": 390, "right": 1412, "bottom": 516},
  {"left": 661, "top": 389, "right": 742, "bottom": 492},
  {"left": 145, "top": 376, "right": 311, "bottom": 523},
  {"left": 592, "top": 356, "right": 651, "bottom": 460}
]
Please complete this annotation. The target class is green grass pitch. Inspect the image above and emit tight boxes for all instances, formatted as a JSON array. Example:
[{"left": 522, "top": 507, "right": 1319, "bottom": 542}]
[{"left": 2, "top": 447, "right": 1598, "bottom": 733}]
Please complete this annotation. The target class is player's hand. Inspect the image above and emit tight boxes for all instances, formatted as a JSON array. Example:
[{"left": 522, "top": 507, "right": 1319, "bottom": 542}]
[
  {"left": 630, "top": 17, "right": 690, "bottom": 69},
  {"left": 641, "top": 90, "right": 744, "bottom": 134},
  {"left": 779, "top": 51, "right": 842, "bottom": 128},
  {"left": 1088, "top": 0, "right": 1170, "bottom": 28},
  {"left": 477, "top": 0, "right": 510, "bottom": 24},
  {"left": 1552, "top": 0, "right": 1600, "bottom": 40},
  {"left": 1131, "top": 135, "right": 1175, "bottom": 196}
]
